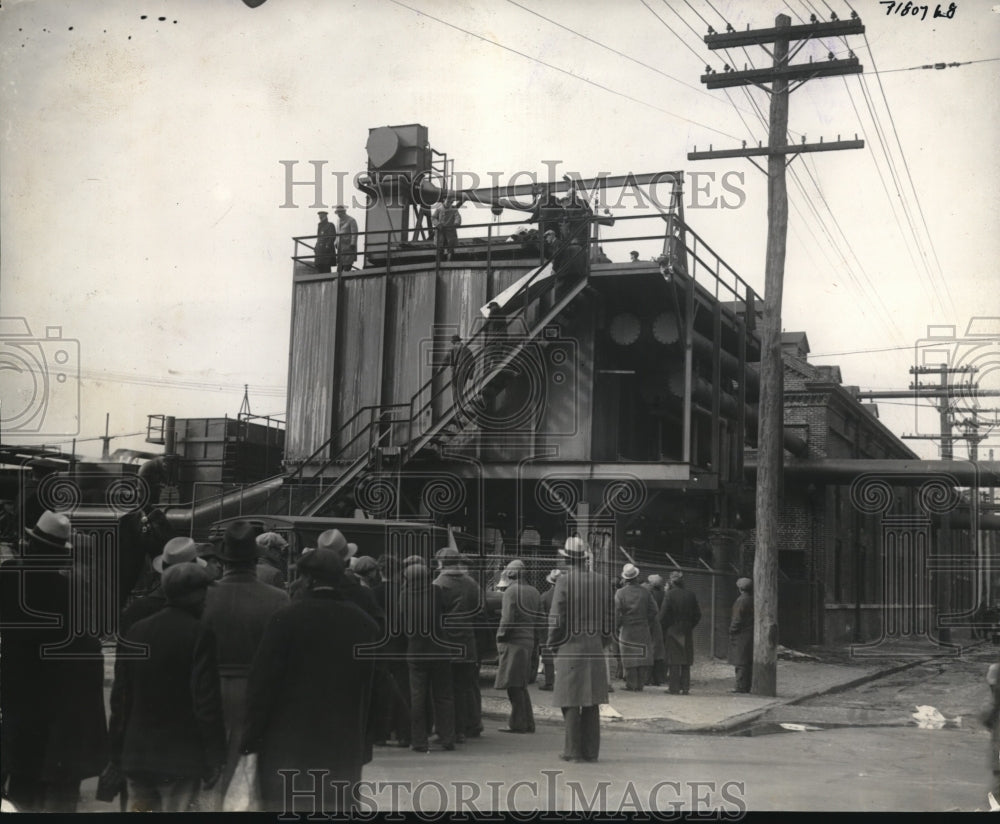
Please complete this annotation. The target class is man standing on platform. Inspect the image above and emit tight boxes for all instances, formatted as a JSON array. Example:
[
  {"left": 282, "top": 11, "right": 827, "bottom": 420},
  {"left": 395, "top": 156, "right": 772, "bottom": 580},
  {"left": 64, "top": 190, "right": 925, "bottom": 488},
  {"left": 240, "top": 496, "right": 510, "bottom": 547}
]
[
  {"left": 314, "top": 211, "right": 337, "bottom": 273},
  {"left": 335, "top": 205, "right": 358, "bottom": 272},
  {"left": 547, "top": 537, "right": 613, "bottom": 763},
  {"left": 658, "top": 571, "right": 701, "bottom": 695}
]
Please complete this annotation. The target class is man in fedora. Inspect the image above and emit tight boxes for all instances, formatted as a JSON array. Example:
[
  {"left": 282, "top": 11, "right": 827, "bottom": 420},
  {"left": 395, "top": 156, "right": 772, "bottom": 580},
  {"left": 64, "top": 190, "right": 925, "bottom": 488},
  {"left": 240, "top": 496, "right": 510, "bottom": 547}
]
[
  {"left": 314, "top": 210, "right": 337, "bottom": 273},
  {"left": 255, "top": 532, "right": 287, "bottom": 590},
  {"left": 242, "top": 548, "right": 378, "bottom": 812},
  {"left": 538, "top": 569, "right": 562, "bottom": 691},
  {"left": 433, "top": 546, "right": 481, "bottom": 742},
  {"left": 1, "top": 511, "right": 108, "bottom": 812},
  {"left": 615, "top": 563, "right": 657, "bottom": 692},
  {"left": 495, "top": 560, "right": 539, "bottom": 734},
  {"left": 309, "top": 528, "right": 383, "bottom": 628},
  {"left": 200, "top": 521, "right": 288, "bottom": 805},
  {"left": 110, "top": 563, "right": 226, "bottom": 812},
  {"left": 547, "top": 536, "right": 612, "bottom": 763},
  {"left": 119, "top": 538, "right": 207, "bottom": 636},
  {"left": 335, "top": 205, "right": 358, "bottom": 272},
  {"left": 659, "top": 570, "right": 701, "bottom": 695}
]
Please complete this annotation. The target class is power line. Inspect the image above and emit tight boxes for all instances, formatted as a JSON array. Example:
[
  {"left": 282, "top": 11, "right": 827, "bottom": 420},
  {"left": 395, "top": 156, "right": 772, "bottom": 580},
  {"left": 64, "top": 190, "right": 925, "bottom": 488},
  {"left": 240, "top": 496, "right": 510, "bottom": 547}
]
[
  {"left": 871, "top": 57, "right": 1000, "bottom": 75},
  {"left": 384, "top": 0, "right": 741, "bottom": 140},
  {"left": 504, "top": 0, "right": 716, "bottom": 104},
  {"left": 862, "top": 31, "right": 954, "bottom": 315},
  {"left": 640, "top": 0, "right": 706, "bottom": 65}
]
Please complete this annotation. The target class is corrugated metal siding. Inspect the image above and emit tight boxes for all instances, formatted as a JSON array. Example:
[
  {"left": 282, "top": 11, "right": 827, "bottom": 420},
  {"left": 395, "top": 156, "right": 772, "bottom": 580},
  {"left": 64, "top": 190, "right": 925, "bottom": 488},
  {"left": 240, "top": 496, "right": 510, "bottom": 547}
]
[
  {"left": 382, "top": 271, "right": 437, "bottom": 443},
  {"left": 433, "top": 268, "right": 488, "bottom": 421},
  {"left": 286, "top": 279, "right": 339, "bottom": 463},
  {"left": 335, "top": 275, "right": 386, "bottom": 458}
]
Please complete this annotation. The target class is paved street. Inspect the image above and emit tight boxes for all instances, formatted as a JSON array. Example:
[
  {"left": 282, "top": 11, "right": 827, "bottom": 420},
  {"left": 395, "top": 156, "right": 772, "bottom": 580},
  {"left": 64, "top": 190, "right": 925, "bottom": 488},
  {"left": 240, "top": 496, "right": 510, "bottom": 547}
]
[{"left": 78, "top": 641, "right": 999, "bottom": 813}]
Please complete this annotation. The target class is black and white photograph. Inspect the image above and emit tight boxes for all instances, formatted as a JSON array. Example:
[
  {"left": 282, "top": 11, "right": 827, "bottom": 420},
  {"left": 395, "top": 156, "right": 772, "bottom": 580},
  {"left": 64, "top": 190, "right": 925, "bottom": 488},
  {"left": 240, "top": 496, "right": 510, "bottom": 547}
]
[{"left": 1, "top": 0, "right": 999, "bottom": 815}]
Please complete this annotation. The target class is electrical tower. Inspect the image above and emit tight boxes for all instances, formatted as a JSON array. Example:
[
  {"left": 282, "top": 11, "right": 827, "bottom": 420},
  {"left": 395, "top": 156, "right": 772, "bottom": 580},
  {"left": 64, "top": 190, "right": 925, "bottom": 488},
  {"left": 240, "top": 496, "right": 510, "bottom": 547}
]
[{"left": 689, "top": 11, "right": 866, "bottom": 696}]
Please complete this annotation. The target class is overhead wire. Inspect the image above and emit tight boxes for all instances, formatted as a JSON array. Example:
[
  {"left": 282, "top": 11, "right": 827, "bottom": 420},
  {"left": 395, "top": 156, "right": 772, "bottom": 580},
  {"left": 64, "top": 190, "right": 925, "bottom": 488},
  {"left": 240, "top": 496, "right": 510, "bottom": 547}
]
[
  {"left": 681, "top": 1, "right": 903, "bottom": 340},
  {"left": 862, "top": 30, "right": 954, "bottom": 314},
  {"left": 384, "top": 0, "right": 742, "bottom": 140}
]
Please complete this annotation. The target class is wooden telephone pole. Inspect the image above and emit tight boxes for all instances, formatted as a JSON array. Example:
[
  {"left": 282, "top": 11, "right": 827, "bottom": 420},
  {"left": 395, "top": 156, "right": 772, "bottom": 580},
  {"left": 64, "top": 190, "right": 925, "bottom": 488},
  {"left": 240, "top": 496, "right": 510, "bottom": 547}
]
[{"left": 689, "top": 12, "right": 865, "bottom": 695}]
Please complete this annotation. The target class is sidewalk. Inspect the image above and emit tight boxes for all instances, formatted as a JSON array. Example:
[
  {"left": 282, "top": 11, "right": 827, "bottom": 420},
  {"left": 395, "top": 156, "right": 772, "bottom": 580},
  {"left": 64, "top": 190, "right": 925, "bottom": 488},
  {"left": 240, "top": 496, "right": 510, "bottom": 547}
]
[{"left": 478, "top": 647, "right": 935, "bottom": 734}]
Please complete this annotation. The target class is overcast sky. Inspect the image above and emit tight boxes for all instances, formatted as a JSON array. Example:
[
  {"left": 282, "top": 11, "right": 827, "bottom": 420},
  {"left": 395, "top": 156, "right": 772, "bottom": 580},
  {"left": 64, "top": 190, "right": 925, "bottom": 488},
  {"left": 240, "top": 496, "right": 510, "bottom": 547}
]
[{"left": 1, "top": 0, "right": 998, "bottom": 461}]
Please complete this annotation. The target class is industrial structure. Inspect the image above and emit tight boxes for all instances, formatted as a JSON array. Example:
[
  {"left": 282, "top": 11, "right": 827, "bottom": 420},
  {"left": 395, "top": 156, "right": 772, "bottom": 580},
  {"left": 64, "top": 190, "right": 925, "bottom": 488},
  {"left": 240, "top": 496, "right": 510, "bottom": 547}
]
[{"left": 4, "top": 125, "right": 997, "bottom": 654}]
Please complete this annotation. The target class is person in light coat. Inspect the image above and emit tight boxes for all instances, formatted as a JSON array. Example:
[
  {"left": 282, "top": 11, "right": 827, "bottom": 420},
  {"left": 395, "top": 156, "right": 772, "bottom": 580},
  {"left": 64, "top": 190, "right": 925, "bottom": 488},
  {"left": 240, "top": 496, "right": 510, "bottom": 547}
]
[
  {"left": 547, "top": 537, "right": 613, "bottom": 763},
  {"left": 614, "top": 563, "right": 657, "bottom": 691}
]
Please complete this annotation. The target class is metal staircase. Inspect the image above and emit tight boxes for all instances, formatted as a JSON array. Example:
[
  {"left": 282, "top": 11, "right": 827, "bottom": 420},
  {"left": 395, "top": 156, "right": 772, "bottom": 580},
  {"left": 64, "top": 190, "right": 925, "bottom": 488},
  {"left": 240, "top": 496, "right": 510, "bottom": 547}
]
[{"left": 267, "top": 254, "right": 591, "bottom": 519}]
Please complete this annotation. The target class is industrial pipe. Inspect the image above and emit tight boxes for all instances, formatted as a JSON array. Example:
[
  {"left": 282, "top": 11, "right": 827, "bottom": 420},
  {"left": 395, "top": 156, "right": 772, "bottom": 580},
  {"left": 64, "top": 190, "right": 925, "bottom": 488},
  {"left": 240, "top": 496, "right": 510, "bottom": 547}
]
[{"left": 743, "top": 458, "right": 1000, "bottom": 487}]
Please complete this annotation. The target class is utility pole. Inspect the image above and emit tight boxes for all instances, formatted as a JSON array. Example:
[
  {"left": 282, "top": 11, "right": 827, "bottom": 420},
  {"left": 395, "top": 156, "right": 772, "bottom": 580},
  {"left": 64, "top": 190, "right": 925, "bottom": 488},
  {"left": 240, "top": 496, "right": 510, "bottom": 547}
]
[
  {"left": 690, "top": 11, "right": 865, "bottom": 696},
  {"left": 100, "top": 412, "right": 112, "bottom": 460},
  {"left": 903, "top": 364, "right": 979, "bottom": 459}
]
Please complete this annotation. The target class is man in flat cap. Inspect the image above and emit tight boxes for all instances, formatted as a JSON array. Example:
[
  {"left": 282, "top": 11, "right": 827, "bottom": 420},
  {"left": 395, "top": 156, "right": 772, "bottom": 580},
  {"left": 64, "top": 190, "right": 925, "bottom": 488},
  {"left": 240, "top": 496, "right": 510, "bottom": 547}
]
[
  {"left": 314, "top": 210, "right": 337, "bottom": 274},
  {"left": 658, "top": 570, "right": 701, "bottom": 695},
  {"left": 110, "top": 563, "right": 226, "bottom": 812},
  {"left": 728, "top": 577, "right": 754, "bottom": 693},
  {"left": 495, "top": 560, "right": 540, "bottom": 733},
  {"left": 200, "top": 521, "right": 288, "bottom": 805}
]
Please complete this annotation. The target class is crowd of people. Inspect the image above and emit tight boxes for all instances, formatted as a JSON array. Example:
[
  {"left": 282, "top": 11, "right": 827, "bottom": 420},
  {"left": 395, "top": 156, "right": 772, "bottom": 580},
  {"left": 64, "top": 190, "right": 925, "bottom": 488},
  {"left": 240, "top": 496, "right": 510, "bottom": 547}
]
[{"left": 0, "top": 510, "right": 756, "bottom": 814}]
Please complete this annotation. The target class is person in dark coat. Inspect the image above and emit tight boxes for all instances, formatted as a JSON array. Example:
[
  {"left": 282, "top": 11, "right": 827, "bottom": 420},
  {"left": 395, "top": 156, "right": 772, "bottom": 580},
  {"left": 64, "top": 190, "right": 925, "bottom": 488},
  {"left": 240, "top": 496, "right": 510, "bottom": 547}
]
[
  {"left": 538, "top": 568, "right": 562, "bottom": 691},
  {"left": 400, "top": 562, "right": 457, "bottom": 752},
  {"left": 200, "top": 521, "right": 289, "bottom": 806},
  {"left": 658, "top": 570, "right": 702, "bottom": 695},
  {"left": 728, "top": 577, "right": 754, "bottom": 693},
  {"left": 547, "top": 537, "right": 613, "bottom": 763},
  {"left": 494, "top": 561, "right": 540, "bottom": 733},
  {"left": 314, "top": 210, "right": 337, "bottom": 273},
  {"left": 109, "top": 563, "right": 226, "bottom": 813},
  {"left": 643, "top": 574, "right": 668, "bottom": 686},
  {"left": 0, "top": 511, "right": 110, "bottom": 813},
  {"left": 241, "top": 548, "right": 378, "bottom": 813},
  {"left": 614, "top": 563, "right": 657, "bottom": 692},
  {"left": 433, "top": 547, "right": 481, "bottom": 743},
  {"left": 311, "top": 529, "right": 385, "bottom": 629},
  {"left": 371, "top": 553, "right": 411, "bottom": 748}
]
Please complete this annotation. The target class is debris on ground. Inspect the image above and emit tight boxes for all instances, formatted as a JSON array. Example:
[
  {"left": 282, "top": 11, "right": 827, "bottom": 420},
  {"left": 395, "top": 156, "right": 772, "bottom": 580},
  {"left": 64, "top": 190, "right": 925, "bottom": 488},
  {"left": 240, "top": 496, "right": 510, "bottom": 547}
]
[{"left": 777, "top": 645, "right": 822, "bottom": 662}]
